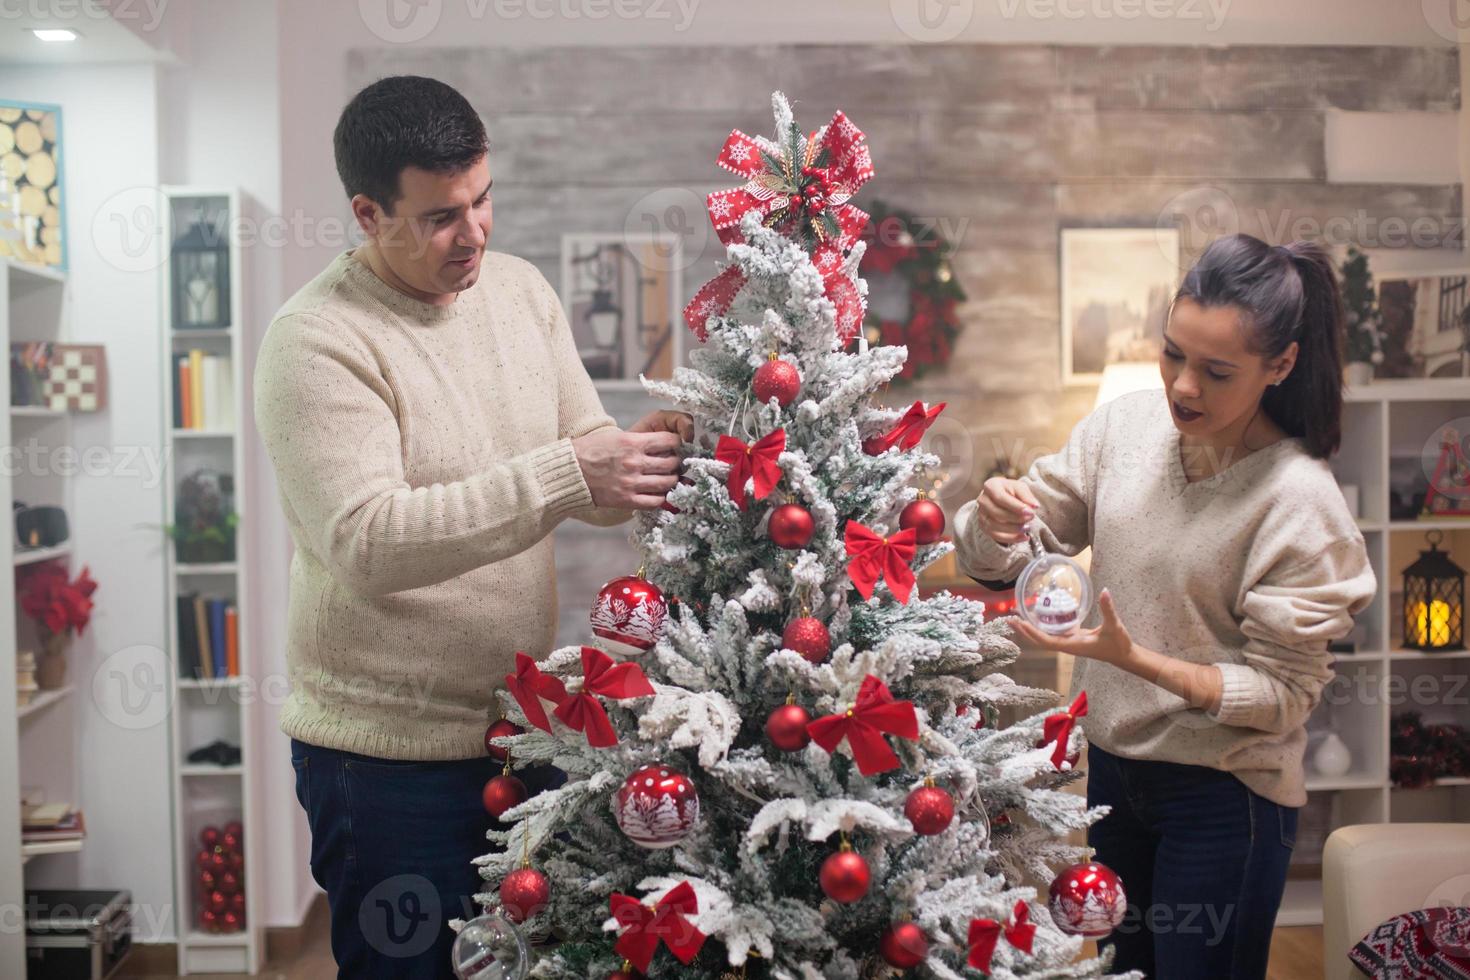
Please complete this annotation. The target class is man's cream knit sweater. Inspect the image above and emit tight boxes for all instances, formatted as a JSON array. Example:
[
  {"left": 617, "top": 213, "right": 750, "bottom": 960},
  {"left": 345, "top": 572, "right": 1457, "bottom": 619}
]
[
  {"left": 954, "top": 390, "right": 1376, "bottom": 806},
  {"left": 255, "top": 249, "right": 626, "bottom": 761}
]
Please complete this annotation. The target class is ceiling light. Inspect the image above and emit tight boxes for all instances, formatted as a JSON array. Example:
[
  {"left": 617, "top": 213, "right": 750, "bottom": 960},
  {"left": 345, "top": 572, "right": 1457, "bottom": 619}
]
[{"left": 31, "top": 29, "right": 78, "bottom": 42}]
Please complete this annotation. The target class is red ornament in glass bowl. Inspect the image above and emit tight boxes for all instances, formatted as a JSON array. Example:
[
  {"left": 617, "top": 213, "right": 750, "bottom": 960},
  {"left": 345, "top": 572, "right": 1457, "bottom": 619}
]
[
  {"left": 1047, "top": 860, "right": 1127, "bottom": 938},
  {"left": 590, "top": 574, "right": 668, "bottom": 657},
  {"left": 612, "top": 764, "right": 700, "bottom": 849}
]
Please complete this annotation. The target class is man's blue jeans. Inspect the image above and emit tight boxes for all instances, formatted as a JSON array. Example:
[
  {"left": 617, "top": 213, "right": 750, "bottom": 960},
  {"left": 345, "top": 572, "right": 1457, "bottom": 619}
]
[
  {"left": 290, "top": 738, "right": 564, "bottom": 979},
  {"left": 1086, "top": 743, "right": 1298, "bottom": 979}
]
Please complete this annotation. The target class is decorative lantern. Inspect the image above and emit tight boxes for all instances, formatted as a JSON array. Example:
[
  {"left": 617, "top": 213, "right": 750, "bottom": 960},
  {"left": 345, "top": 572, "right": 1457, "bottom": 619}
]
[
  {"left": 171, "top": 207, "right": 230, "bottom": 330},
  {"left": 1402, "top": 529, "right": 1465, "bottom": 651}
]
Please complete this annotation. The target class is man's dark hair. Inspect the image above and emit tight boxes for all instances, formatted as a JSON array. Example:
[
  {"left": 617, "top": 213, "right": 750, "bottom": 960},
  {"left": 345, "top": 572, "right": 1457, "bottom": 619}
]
[{"left": 333, "top": 75, "right": 488, "bottom": 212}]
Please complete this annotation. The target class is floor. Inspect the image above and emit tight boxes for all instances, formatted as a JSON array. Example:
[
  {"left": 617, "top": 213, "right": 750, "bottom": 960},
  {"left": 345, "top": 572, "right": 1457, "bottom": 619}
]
[{"left": 119, "top": 924, "right": 1328, "bottom": 979}]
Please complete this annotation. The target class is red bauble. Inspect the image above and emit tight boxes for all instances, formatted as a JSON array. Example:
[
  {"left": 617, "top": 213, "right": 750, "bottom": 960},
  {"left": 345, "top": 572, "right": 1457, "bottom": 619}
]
[
  {"left": 499, "top": 867, "right": 551, "bottom": 923},
  {"left": 1047, "top": 861, "right": 1128, "bottom": 938},
  {"left": 229, "top": 893, "right": 245, "bottom": 916},
  {"left": 781, "top": 616, "right": 831, "bottom": 664},
  {"left": 224, "top": 820, "right": 243, "bottom": 840},
  {"left": 206, "top": 890, "right": 228, "bottom": 915},
  {"left": 218, "top": 870, "right": 241, "bottom": 895},
  {"left": 209, "top": 851, "right": 228, "bottom": 872},
  {"left": 879, "top": 921, "right": 929, "bottom": 969},
  {"left": 613, "top": 765, "right": 700, "bottom": 849},
  {"left": 899, "top": 498, "right": 946, "bottom": 545},
  {"left": 195, "top": 848, "right": 213, "bottom": 871},
  {"left": 221, "top": 828, "right": 242, "bottom": 853},
  {"left": 484, "top": 719, "right": 523, "bottom": 762},
  {"left": 819, "top": 848, "right": 871, "bottom": 904},
  {"left": 198, "top": 869, "right": 217, "bottom": 891},
  {"left": 765, "top": 702, "right": 812, "bottom": 752},
  {"left": 199, "top": 825, "right": 221, "bottom": 849},
  {"left": 753, "top": 358, "right": 802, "bottom": 408},
  {"left": 200, "top": 908, "right": 220, "bottom": 932},
  {"left": 226, "top": 850, "right": 243, "bottom": 872},
  {"left": 482, "top": 773, "right": 528, "bottom": 819},
  {"left": 220, "top": 910, "right": 242, "bottom": 933},
  {"left": 768, "top": 503, "right": 814, "bottom": 550},
  {"left": 904, "top": 784, "right": 955, "bottom": 836},
  {"left": 591, "top": 574, "right": 668, "bottom": 657}
]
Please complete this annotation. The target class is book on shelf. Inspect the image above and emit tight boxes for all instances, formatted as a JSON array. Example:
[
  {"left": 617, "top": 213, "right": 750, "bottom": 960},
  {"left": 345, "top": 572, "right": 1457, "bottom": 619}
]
[
  {"left": 172, "top": 350, "right": 234, "bottom": 431},
  {"left": 22, "top": 805, "right": 85, "bottom": 842},
  {"left": 177, "top": 592, "right": 238, "bottom": 680}
]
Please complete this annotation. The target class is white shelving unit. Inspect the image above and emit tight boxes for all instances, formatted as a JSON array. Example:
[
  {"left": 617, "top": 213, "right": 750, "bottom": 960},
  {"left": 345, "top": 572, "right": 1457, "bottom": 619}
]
[
  {"left": 160, "top": 187, "right": 263, "bottom": 974},
  {"left": 0, "top": 255, "right": 75, "bottom": 976},
  {"left": 1278, "top": 377, "right": 1470, "bottom": 927}
]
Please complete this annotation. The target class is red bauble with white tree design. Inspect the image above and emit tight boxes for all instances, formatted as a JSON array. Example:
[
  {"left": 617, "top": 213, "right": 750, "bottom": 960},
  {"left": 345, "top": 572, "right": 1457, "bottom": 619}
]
[
  {"left": 765, "top": 701, "right": 811, "bottom": 751},
  {"left": 820, "top": 845, "right": 870, "bottom": 904},
  {"left": 499, "top": 866, "right": 551, "bottom": 923},
  {"left": 612, "top": 765, "right": 700, "bottom": 849},
  {"left": 768, "top": 503, "right": 814, "bottom": 550},
  {"left": 781, "top": 616, "right": 831, "bottom": 664},
  {"left": 904, "top": 782, "right": 955, "bottom": 836},
  {"left": 1047, "top": 860, "right": 1127, "bottom": 938},
  {"left": 484, "top": 719, "right": 522, "bottom": 762},
  {"left": 879, "top": 921, "right": 929, "bottom": 969},
  {"left": 482, "top": 772, "right": 527, "bottom": 819},
  {"left": 899, "top": 497, "right": 946, "bottom": 545},
  {"left": 753, "top": 356, "right": 802, "bottom": 407},
  {"left": 590, "top": 574, "right": 668, "bottom": 657}
]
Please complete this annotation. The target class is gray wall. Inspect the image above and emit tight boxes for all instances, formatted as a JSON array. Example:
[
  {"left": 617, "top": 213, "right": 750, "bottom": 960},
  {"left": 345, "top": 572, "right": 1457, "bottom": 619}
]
[{"left": 346, "top": 43, "right": 1462, "bottom": 646}]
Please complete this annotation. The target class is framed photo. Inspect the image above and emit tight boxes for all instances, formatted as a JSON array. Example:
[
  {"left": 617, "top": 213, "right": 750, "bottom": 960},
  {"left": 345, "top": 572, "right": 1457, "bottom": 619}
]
[
  {"left": 1375, "top": 268, "right": 1470, "bottom": 379},
  {"left": 0, "top": 100, "right": 66, "bottom": 271},
  {"left": 559, "top": 233, "right": 682, "bottom": 389},
  {"left": 1060, "top": 227, "right": 1180, "bottom": 386}
]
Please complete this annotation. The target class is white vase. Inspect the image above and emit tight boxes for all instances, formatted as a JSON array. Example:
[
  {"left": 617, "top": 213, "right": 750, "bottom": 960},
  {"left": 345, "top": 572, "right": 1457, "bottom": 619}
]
[
  {"left": 1344, "top": 361, "right": 1374, "bottom": 387},
  {"left": 1312, "top": 732, "right": 1353, "bottom": 778}
]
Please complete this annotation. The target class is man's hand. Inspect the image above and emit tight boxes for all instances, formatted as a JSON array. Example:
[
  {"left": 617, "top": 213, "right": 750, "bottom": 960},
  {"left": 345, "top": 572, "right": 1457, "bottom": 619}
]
[
  {"left": 630, "top": 410, "right": 694, "bottom": 442},
  {"left": 571, "top": 426, "right": 684, "bottom": 511}
]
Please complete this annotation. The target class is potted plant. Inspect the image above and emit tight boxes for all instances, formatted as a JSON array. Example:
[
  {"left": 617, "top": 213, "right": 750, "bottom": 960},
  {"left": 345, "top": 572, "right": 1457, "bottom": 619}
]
[
  {"left": 1340, "top": 247, "right": 1385, "bottom": 386},
  {"left": 168, "top": 468, "right": 239, "bottom": 563},
  {"left": 18, "top": 560, "right": 98, "bottom": 689}
]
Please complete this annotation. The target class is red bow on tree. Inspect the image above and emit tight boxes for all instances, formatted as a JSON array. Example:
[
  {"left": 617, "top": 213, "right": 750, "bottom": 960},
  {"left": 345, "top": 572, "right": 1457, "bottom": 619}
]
[
  {"left": 844, "top": 521, "right": 918, "bottom": 604},
  {"left": 968, "top": 901, "right": 1036, "bottom": 972},
  {"left": 609, "top": 881, "right": 708, "bottom": 972},
  {"left": 503, "top": 652, "right": 568, "bottom": 733},
  {"left": 862, "top": 400, "right": 947, "bottom": 455},
  {"left": 806, "top": 674, "right": 919, "bottom": 776},
  {"left": 552, "top": 647, "right": 654, "bottom": 748},
  {"left": 714, "top": 429, "right": 785, "bottom": 510},
  {"left": 1042, "top": 691, "right": 1089, "bottom": 769},
  {"left": 683, "top": 105, "right": 874, "bottom": 345}
]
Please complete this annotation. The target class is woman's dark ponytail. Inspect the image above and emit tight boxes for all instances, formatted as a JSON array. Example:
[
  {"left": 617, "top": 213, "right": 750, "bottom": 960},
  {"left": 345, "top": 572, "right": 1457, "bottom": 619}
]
[{"left": 1175, "top": 234, "right": 1344, "bottom": 459}]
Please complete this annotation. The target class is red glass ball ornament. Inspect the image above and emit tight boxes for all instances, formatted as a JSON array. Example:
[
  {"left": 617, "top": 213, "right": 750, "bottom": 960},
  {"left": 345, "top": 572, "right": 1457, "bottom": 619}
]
[
  {"left": 198, "top": 869, "right": 217, "bottom": 891},
  {"left": 781, "top": 616, "right": 831, "bottom": 664},
  {"left": 899, "top": 498, "right": 946, "bottom": 545},
  {"left": 484, "top": 719, "right": 523, "bottom": 762},
  {"left": 221, "top": 828, "right": 242, "bottom": 853},
  {"left": 1047, "top": 860, "right": 1128, "bottom": 938},
  {"left": 904, "top": 784, "right": 955, "bottom": 836},
  {"left": 200, "top": 908, "right": 220, "bottom": 932},
  {"left": 765, "top": 702, "right": 812, "bottom": 752},
  {"left": 195, "top": 848, "right": 213, "bottom": 871},
  {"left": 218, "top": 870, "right": 241, "bottom": 895},
  {"left": 199, "top": 825, "right": 221, "bottom": 849},
  {"left": 819, "top": 848, "right": 871, "bottom": 904},
  {"left": 209, "top": 851, "right": 228, "bottom": 872},
  {"left": 608, "top": 972, "right": 642, "bottom": 980},
  {"left": 229, "top": 893, "right": 245, "bottom": 916},
  {"left": 879, "top": 921, "right": 929, "bottom": 969},
  {"left": 226, "top": 850, "right": 243, "bottom": 872},
  {"left": 591, "top": 574, "right": 668, "bottom": 657},
  {"left": 613, "top": 765, "right": 700, "bottom": 849},
  {"left": 482, "top": 773, "right": 528, "bottom": 819},
  {"left": 220, "top": 910, "right": 242, "bottom": 933},
  {"left": 206, "top": 890, "right": 228, "bottom": 915},
  {"left": 499, "top": 866, "right": 551, "bottom": 923},
  {"left": 753, "top": 358, "right": 801, "bottom": 408},
  {"left": 768, "top": 503, "right": 814, "bottom": 550},
  {"left": 224, "top": 820, "right": 243, "bottom": 840}
]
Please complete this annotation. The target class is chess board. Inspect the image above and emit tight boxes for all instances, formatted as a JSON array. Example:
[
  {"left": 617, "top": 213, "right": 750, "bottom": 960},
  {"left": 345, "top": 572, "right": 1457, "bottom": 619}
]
[{"left": 43, "top": 344, "right": 107, "bottom": 412}]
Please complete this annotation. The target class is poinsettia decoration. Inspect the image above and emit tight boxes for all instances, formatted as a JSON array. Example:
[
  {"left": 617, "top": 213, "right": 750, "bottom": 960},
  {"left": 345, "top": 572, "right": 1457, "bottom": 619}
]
[
  {"left": 858, "top": 200, "right": 966, "bottom": 379},
  {"left": 18, "top": 560, "right": 98, "bottom": 636}
]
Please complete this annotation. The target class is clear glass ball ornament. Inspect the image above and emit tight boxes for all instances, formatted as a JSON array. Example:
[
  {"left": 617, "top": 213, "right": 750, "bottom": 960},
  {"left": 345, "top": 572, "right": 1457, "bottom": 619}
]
[
  {"left": 451, "top": 912, "right": 530, "bottom": 980},
  {"left": 1014, "top": 530, "right": 1093, "bottom": 635}
]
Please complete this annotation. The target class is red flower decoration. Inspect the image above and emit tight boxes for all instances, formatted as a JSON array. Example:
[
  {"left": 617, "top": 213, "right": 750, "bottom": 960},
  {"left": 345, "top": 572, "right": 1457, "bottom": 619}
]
[
  {"left": 18, "top": 561, "right": 98, "bottom": 637},
  {"left": 503, "top": 652, "right": 567, "bottom": 734},
  {"left": 844, "top": 522, "right": 918, "bottom": 604},
  {"left": 1042, "top": 691, "right": 1089, "bottom": 770},
  {"left": 609, "top": 881, "right": 707, "bottom": 972},
  {"left": 968, "top": 901, "right": 1036, "bottom": 972},
  {"left": 552, "top": 647, "right": 654, "bottom": 748},
  {"left": 714, "top": 429, "right": 785, "bottom": 511},
  {"left": 806, "top": 674, "right": 919, "bottom": 776}
]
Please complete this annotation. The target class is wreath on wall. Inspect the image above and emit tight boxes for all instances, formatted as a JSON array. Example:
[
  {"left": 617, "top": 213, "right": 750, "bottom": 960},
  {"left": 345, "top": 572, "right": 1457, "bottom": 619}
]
[{"left": 857, "top": 200, "right": 966, "bottom": 380}]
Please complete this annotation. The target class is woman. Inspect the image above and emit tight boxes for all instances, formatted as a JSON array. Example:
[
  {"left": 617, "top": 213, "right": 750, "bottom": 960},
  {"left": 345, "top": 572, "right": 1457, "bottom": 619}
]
[{"left": 953, "top": 234, "right": 1376, "bottom": 979}]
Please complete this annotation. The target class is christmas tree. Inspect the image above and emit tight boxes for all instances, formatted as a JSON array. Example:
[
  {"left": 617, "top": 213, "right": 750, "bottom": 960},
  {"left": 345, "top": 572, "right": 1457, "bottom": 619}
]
[{"left": 470, "top": 92, "right": 1125, "bottom": 980}]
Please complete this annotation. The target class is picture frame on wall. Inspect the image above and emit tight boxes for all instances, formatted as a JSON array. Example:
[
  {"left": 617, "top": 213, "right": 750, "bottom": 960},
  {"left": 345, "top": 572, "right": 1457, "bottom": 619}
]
[
  {"left": 1060, "top": 227, "right": 1180, "bottom": 386},
  {"left": 559, "top": 233, "right": 682, "bottom": 389},
  {"left": 1374, "top": 268, "right": 1470, "bottom": 380},
  {"left": 0, "top": 100, "right": 66, "bottom": 272}
]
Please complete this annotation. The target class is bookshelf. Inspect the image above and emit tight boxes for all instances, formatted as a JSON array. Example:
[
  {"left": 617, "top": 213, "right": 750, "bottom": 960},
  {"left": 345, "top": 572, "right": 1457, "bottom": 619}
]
[
  {"left": 1276, "top": 377, "right": 1470, "bottom": 927},
  {"left": 160, "top": 187, "right": 262, "bottom": 974}
]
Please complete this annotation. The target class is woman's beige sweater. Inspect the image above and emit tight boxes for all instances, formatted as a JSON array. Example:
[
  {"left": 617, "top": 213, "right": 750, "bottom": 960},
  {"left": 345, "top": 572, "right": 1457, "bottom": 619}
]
[
  {"left": 255, "top": 249, "right": 626, "bottom": 761},
  {"left": 953, "top": 390, "right": 1376, "bottom": 806}
]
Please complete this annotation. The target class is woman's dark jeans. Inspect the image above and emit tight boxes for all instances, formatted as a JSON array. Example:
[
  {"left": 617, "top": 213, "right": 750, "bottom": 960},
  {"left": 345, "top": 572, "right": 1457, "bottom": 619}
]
[
  {"left": 290, "top": 738, "right": 564, "bottom": 979},
  {"left": 1085, "top": 743, "right": 1298, "bottom": 979}
]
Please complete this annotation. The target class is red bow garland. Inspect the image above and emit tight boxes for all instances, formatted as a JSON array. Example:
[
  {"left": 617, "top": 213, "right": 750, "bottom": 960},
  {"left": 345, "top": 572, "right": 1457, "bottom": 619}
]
[
  {"left": 806, "top": 674, "right": 919, "bottom": 776},
  {"left": 504, "top": 652, "right": 567, "bottom": 733},
  {"left": 683, "top": 109, "right": 874, "bottom": 345},
  {"left": 862, "top": 400, "right": 947, "bottom": 455},
  {"left": 1042, "top": 691, "right": 1089, "bottom": 770},
  {"left": 967, "top": 901, "right": 1037, "bottom": 972},
  {"left": 844, "top": 521, "right": 918, "bottom": 604},
  {"left": 609, "top": 881, "right": 707, "bottom": 972},
  {"left": 551, "top": 647, "right": 654, "bottom": 748},
  {"left": 714, "top": 429, "right": 785, "bottom": 510}
]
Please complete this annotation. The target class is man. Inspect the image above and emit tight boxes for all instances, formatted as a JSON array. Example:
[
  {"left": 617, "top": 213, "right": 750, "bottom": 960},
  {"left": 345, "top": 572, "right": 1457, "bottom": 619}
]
[{"left": 255, "top": 75, "right": 691, "bottom": 978}]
